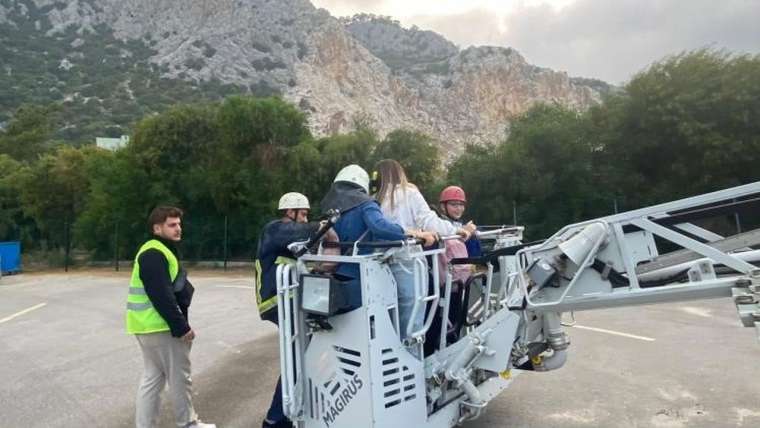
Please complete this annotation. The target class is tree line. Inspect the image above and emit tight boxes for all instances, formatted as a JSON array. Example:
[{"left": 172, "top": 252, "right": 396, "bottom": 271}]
[
  {"left": 1, "top": 49, "right": 759, "bottom": 266},
  {"left": 0, "top": 95, "right": 442, "bottom": 264}
]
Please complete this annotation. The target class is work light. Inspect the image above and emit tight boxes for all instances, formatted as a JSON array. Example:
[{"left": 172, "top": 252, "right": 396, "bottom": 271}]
[{"left": 300, "top": 274, "right": 347, "bottom": 316}]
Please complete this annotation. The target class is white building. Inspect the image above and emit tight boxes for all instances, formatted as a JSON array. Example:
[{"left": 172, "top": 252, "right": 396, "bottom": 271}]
[{"left": 95, "top": 135, "right": 130, "bottom": 151}]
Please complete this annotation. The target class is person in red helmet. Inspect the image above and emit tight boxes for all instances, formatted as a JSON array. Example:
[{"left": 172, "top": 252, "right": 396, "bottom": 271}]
[
  {"left": 439, "top": 186, "right": 481, "bottom": 257},
  {"left": 439, "top": 186, "right": 468, "bottom": 226},
  {"left": 436, "top": 185, "right": 482, "bottom": 347},
  {"left": 438, "top": 186, "right": 472, "bottom": 278}
]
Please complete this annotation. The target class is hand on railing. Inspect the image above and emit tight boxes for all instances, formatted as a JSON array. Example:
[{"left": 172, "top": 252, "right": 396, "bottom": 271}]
[
  {"left": 457, "top": 221, "right": 477, "bottom": 240},
  {"left": 406, "top": 228, "right": 439, "bottom": 247}
]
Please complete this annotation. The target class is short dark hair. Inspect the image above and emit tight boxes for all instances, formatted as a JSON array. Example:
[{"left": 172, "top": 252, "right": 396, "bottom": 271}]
[{"left": 148, "top": 206, "right": 184, "bottom": 229}]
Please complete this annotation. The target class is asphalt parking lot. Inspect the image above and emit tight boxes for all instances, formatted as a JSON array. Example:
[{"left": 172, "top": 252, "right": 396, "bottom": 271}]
[{"left": 1, "top": 270, "right": 759, "bottom": 428}]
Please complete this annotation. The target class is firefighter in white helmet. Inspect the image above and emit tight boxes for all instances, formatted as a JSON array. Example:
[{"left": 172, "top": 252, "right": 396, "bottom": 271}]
[{"left": 256, "top": 192, "right": 318, "bottom": 428}]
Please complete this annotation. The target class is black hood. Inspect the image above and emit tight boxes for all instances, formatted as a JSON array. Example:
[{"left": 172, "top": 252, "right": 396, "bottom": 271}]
[{"left": 321, "top": 181, "right": 373, "bottom": 215}]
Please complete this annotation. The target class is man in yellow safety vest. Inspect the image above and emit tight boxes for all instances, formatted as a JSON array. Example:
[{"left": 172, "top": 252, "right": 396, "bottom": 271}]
[{"left": 126, "top": 206, "right": 215, "bottom": 428}]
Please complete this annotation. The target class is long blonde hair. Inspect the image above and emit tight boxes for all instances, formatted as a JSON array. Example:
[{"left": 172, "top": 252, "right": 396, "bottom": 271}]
[{"left": 374, "top": 159, "right": 414, "bottom": 210}]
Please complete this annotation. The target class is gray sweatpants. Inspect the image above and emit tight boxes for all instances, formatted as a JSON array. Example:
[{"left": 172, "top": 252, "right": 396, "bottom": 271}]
[{"left": 135, "top": 332, "right": 198, "bottom": 428}]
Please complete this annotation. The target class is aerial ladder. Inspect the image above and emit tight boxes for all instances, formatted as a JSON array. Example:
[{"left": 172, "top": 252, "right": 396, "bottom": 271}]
[{"left": 275, "top": 181, "right": 760, "bottom": 428}]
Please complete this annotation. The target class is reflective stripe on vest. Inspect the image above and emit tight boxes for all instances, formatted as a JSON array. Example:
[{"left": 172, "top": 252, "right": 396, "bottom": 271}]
[
  {"left": 255, "top": 256, "right": 295, "bottom": 315},
  {"left": 126, "top": 239, "right": 179, "bottom": 334},
  {"left": 126, "top": 302, "right": 153, "bottom": 311}
]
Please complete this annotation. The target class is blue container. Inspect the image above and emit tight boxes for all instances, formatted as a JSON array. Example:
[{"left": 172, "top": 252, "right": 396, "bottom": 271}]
[{"left": 0, "top": 241, "right": 21, "bottom": 274}]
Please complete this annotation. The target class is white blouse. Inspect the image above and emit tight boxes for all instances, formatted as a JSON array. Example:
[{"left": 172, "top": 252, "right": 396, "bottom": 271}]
[{"left": 379, "top": 185, "right": 459, "bottom": 236}]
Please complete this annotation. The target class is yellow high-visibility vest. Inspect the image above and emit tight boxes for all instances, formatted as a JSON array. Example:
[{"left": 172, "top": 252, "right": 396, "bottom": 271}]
[{"left": 126, "top": 239, "right": 179, "bottom": 334}]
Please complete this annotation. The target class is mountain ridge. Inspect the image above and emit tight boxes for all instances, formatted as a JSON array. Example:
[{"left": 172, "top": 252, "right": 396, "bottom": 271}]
[{"left": 0, "top": 0, "right": 610, "bottom": 151}]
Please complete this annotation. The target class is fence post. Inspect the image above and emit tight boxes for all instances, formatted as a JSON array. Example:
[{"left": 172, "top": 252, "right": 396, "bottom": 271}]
[
  {"left": 223, "top": 215, "right": 229, "bottom": 270},
  {"left": 64, "top": 219, "right": 70, "bottom": 273},
  {"left": 512, "top": 200, "right": 518, "bottom": 225},
  {"left": 114, "top": 219, "right": 120, "bottom": 272}
]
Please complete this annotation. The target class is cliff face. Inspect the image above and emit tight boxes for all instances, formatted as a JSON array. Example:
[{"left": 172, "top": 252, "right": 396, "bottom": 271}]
[
  {"left": 292, "top": 24, "right": 601, "bottom": 150},
  {"left": 32, "top": 0, "right": 327, "bottom": 89},
  {"left": 1, "top": 1, "right": 609, "bottom": 151}
]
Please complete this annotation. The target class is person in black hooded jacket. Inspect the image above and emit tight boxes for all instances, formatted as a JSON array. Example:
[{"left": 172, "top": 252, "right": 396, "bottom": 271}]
[{"left": 320, "top": 165, "right": 436, "bottom": 310}]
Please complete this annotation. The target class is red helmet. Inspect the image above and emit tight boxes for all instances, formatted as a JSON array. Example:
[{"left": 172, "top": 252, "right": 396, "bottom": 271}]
[{"left": 439, "top": 186, "right": 466, "bottom": 203}]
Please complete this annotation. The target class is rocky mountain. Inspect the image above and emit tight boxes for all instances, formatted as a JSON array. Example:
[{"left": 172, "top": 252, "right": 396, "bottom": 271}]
[{"left": 0, "top": 0, "right": 611, "bottom": 151}]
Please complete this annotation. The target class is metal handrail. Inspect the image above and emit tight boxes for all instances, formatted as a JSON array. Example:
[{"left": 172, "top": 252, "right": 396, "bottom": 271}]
[
  {"left": 277, "top": 264, "right": 305, "bottom": 420},
  {"left": 475, "top": 227, "right": 525, "bottom": 239},
  {"left": 405, "top": 245, "right": 443, "bottom": 341},
  {"left": 481, "top": 262, "right": 495, "bottom": 322},
  {"left": 275, "top": 265, "right": 292, "bottom": 418},
  {"left": 438, "top": 271, "right": 453, "bottom": 352}
]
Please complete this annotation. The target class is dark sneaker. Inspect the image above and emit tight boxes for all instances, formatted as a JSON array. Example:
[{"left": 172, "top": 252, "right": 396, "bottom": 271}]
[{"left": 262, "top": 419, "right": 294, "bottom": 428}]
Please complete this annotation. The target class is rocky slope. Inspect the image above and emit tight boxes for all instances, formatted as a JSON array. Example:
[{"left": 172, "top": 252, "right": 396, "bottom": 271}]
[{"left": 0, "top": 0, "right": 610, "bottom": 151}]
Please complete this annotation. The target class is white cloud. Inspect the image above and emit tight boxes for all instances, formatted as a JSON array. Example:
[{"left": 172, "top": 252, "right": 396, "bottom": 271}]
[
  {"left": 502, "top": 0, "right": 760, "bottom": 83},
  {"left": 312, "top": 0, "right": 573, "bottom": 17},
  {"left": 312, "top": 0, "right": 760, "bottom": 84}
]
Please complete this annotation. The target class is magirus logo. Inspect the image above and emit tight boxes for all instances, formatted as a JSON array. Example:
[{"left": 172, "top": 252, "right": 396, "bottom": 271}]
[{"left": 322, "top": 373, "right": 364, "bottom": 427}]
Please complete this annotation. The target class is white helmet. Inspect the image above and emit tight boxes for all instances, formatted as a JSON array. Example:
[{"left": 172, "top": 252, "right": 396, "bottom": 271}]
[
  {"left": 278, "top": 192, "right": 310, "bottom": 210},
  {"left": 334, "top": 164, "right": 369, "bottom": 193}
]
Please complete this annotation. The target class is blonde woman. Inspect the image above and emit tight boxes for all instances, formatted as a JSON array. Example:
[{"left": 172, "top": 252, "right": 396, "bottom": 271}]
[{"left": 373, "top": 159, "right": 476, "bottom": 348}]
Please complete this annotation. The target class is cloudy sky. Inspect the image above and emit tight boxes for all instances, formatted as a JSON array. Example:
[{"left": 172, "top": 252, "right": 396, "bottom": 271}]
[{"left": 311, "top": 0, "right": 760, "bottom": 84}]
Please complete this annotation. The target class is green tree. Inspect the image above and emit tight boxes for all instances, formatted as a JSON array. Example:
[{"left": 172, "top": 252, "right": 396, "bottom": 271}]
[
  {"left": 0, "top": 154, "right": 25, "bottom": 240},
  {"left": 592, "top": 49, "right": 760, "bottom": 209},
  {"left": 449, "top": 104, "right": 608, "bottom": 239},
  {"left": 112, "top": 96, "right": 315, "bottom": 260},
  {"left": 0, "top": 104, "right": 59, "bottom": 162},
  {"left": 213, "top": 96, "right": 312, "bottom": 256},
  {"left": 287, "top": 128, "right": 378, "bottom": 213},
  {"left": 127, "top": 103, "right": 221, "bottom": 259},
  {"left": 75, "top": 148, "right": 150, "bottom": 260},
  {"left": 451, "top": 49, "right": 760, "bottom": 238},
  {"left": 18, "top": 146, "right": 94, "bottom": 262},
  {"left": 372, "top": 129, "right": 441, "bottom": 198},
  {"left": 213, "top": 96, "right": 310, "bottom": 214},
  {"left": 218, "top": 96, "right": 309, "bottom": 163},
  {"left": 447, "top": 143, "right": 507, "bottom": 224}
]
